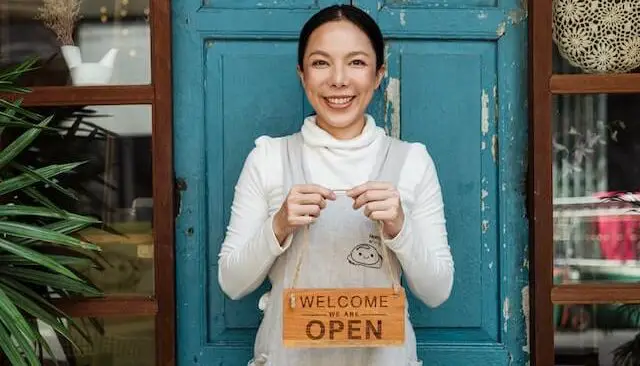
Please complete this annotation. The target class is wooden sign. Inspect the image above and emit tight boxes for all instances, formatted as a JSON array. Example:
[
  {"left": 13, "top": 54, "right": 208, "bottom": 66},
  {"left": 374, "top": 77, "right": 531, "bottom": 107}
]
[{"left": 282, "top": 288, "right": 405, "bottom": 348}]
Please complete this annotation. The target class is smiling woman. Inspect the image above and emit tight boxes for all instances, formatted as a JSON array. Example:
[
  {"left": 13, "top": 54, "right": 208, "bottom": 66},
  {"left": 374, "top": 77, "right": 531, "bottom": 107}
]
[
  {"left": 295, "top": 6, "right": 385, "bottom": 140},
  {"left": 217, "top": 4, "right": 455, "bottom": 366}
]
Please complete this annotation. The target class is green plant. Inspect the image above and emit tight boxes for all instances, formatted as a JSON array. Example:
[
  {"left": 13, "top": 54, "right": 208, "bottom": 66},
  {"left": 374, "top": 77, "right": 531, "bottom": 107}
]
[{"left": 0, "top": 59, "right": 103, "bottom": 365}]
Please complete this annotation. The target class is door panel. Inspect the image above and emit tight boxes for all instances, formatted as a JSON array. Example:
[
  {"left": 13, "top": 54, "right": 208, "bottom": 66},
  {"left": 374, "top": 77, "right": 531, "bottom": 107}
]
[
  {"left": 173, "top": 0, "right": 529, "bottom": 363},
  {"left": 208, "top": 41, "right": 309, "bottom": 338},
  {"left": 387, "top": 42, "right": 498, "bottom": 339}
]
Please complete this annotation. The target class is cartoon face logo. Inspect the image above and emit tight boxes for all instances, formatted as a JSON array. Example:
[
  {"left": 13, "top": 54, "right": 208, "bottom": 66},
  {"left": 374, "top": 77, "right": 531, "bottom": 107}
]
[{"left": 347, "top": 244, "right": 382, "bottom": 268}]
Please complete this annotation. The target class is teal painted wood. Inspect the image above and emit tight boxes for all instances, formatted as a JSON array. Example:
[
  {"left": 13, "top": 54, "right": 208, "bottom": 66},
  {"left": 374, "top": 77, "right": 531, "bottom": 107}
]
[
  {"left": 357, "top": 0, "right": 529, "bottom": 363},
  {"left": 173, "top": 0, "right": 529, "bottom": 364}
]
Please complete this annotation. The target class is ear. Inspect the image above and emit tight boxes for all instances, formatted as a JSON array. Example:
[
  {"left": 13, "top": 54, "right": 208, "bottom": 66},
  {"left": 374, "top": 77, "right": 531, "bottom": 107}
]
[{"left": 375, "top": 64, "right": 386, "bottom": 89}]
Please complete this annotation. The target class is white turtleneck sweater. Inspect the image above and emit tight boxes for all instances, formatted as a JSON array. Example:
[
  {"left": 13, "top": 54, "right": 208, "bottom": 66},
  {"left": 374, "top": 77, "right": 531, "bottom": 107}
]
[{"left": 218, "top": 115, "right": 454, "bottom": 308}]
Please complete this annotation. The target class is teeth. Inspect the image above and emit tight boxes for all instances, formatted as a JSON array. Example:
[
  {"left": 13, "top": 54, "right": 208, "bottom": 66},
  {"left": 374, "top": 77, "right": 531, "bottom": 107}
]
[{"left": 326, "top": 97, "right": 353, "bottom": 105}]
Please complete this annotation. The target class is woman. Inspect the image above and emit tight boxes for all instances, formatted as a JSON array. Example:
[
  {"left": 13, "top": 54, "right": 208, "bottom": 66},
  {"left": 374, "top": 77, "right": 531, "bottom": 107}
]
[{"left": 218, "top": 4, "right": 454, "bottom": 366}]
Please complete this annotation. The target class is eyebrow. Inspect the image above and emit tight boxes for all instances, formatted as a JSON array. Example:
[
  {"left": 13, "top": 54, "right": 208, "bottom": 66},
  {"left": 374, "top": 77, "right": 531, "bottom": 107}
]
[{"left": 307, "top": 50, "right": 372, "bottom": 58}]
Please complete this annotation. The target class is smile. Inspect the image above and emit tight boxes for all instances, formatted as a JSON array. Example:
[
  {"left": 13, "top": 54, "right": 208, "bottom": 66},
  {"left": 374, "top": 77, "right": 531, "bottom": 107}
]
[{"left": 324, "top": 96, "right": 355, "bottom": 108}]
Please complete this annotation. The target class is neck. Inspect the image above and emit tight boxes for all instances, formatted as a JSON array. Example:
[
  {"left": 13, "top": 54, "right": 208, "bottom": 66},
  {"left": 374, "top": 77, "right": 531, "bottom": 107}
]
[{"left": 316, "top": 115, "right": 367, "bottom": 140}]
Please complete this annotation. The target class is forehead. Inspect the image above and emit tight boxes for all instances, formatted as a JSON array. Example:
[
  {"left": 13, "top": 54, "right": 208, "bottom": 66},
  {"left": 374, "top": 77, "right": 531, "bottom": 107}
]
[{"left": 305, "top": 20, "right": 374, "bottom": 55}]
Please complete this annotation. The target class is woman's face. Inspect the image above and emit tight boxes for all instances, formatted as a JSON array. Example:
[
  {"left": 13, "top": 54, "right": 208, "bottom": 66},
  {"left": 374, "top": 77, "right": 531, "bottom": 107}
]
[{"left": 298, "top": 20, "right": 384, "bottom": 139}]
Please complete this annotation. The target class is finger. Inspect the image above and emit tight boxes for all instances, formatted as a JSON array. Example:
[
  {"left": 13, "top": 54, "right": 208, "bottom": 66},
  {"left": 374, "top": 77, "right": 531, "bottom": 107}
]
[
  {"left": 294, "top": 184, "right": 336, "bottom": 200},
  {"left": 353, "top": 190, "right": 395, "bottom": 210},
  {"left": 290, "top": 215, "right": 316, "bottom": 226},
  {"left": 369, "top": 210, "right": 396, "bottom": 221},
  {"left": 292, "top": 204, "right": 322, "bottom": 217},
  {"left": 363, "top": 200, "right": 393, "bottom": 217},
  {"left": 292, "top": 192, "right": 321, "bottom": 205},
  {"left": 295, "top": 193, "right": 327, "bottom": 209},
  {"left": 347, "top": 181, "right": 393, "bottom": 198}
]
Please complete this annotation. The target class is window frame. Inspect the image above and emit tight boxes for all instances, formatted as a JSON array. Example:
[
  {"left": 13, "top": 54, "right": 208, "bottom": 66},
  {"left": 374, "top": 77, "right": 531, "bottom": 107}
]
[
  {"left": 529, "top": 0, "right": 640, "bottom": 365},
  {"left": 0, "top": 0, "right": 175, "bottom": 364}
]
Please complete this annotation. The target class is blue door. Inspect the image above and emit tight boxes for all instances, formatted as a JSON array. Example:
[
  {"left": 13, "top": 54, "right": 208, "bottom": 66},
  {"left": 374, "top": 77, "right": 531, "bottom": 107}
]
[{"left": 173, "top": 0, "right": 529, "bottom": 364}]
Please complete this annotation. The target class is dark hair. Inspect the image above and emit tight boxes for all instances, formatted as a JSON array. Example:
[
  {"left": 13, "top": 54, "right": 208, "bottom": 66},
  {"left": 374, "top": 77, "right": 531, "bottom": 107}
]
[{"left": 297, "top": 4, "right": 385, "bottom": 71}]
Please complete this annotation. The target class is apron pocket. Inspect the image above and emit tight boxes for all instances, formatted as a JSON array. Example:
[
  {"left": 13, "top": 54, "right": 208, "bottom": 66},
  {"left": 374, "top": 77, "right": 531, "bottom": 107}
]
[{"left": 247, "top": 354, "right": 271, "bottom": 366}]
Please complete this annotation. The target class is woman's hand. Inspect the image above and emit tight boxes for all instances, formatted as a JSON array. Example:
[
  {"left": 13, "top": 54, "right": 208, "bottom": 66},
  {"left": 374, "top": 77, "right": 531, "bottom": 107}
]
[
  {"left": 273, "top": 184, "right": 336, "bottom": 244},
  {"left": 347, "top": 181, "right": 404, "bottom": 239}
]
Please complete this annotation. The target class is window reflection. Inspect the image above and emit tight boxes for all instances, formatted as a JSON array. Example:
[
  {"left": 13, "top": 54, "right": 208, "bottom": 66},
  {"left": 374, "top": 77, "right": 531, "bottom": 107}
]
[
  {"left": 553, "top": 94, "right": 640, "bottom": 284},
  {"left": 555, "top": 303, "right": 640, "bottom": 366},
  {"left": 1, "top": 0, "right": 150, "bottom": 86},
  {"left": 5, "top": 104, "right": 154, "bottom": 295},
  {"left": 38, "top": 316, "right": 155, "bottom": 366}
]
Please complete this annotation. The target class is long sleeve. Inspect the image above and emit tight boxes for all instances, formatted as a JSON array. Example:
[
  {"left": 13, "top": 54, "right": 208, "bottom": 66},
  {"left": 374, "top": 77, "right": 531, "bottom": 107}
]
[
  {"left": 217, "top": 139, "right": 292, "bottom": 300},
  {"left": 384, "top": 145, "right": 454, "bottom": 308}
]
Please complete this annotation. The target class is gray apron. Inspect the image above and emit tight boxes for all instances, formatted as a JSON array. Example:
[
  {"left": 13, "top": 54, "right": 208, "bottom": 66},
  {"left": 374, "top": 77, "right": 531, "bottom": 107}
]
[{"left": 249, "top": 133, "right": 422, "bottom": 366}]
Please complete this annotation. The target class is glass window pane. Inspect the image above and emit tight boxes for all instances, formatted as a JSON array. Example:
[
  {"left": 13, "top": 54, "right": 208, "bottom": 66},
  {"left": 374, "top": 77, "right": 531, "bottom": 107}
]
[
  {"left": 10, "top": 104, "right": 154, "bottom": 295},
  {"left": 551, "top": 1, "right": 640, "bottom": 75},
  {"left": 555, "top": 303, "right": 640, "bottom": 365},
  {"left": 553, "top": 93, "right": 640, "bottom": 283},
  {"left": 1, "top": 0, "right": 150, "bottom": 86},
  {"left": 39, "top": 316, "right": 155, "bottom": 366}
]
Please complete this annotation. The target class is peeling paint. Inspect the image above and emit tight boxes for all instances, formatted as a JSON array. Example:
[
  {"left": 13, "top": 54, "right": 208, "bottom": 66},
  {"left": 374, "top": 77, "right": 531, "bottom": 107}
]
[
  {"left": 481, "top": 189, "right": 488, "bottom": 212},
  {"left": 384, "top": 77, "right": 401, "bottom": 138},
  {"left": 481, "top": 220, "right": 489, "bottom": 233},
  {"left": 522, "top": 286, "right": 530, "bottom": 353},
  {"left": 492, "top": 135, "right": 498, "bottom": 162},
  {"left": 508, "top": 7, "right": 528, "bottom": 25},
  {"left": 489, "top": 261, "right": 494, "bottom": 270},
  {"left": 400, "top": 10, "right": 406, "bottom": 26},
  {"left": 493, "top": 85, "right": 498, "bottom": 126},
  {"left": 496, "top": 22, "right": 506, "bottom": 37},
  {"left": 503, "top": 297, "right": 510, "bottom": 332},
  {"left": 175, "top": 178, "right": 187, "bottom": 217},
  {"left": 477, "top": 11, "right": 488, "bottom": 20},
  {"left": 481, "top": 90, "right": 489, "bottom": 135},
  {"left": 481, "top": 141, "right": 486, "bottom": 150},
  {"left": 384, "top": 44, "right": 390, "bottom": 77}
]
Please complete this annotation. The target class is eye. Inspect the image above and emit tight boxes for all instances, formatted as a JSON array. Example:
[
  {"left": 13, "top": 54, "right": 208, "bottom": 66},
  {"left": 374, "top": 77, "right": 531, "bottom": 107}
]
[
  {"left": 350, "top": 59, "right": 367, "bottom": 67},
  {"left": 311, "top": 59, "right": 329, "bottom": 67}
]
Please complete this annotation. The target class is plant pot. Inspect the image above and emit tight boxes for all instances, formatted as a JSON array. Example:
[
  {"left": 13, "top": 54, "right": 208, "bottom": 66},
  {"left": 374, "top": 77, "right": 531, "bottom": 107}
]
[
  {"left": 60, "top": 45, "right": 119, "bottom": 85},
  {"left": 552, "top": 0, "right": 640, "bottom": 74}
]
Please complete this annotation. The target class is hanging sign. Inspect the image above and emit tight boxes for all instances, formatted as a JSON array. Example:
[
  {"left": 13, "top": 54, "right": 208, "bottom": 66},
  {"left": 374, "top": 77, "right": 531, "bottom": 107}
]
[{"left": 282, "top": 287, "right": 405, "bottom": 348}]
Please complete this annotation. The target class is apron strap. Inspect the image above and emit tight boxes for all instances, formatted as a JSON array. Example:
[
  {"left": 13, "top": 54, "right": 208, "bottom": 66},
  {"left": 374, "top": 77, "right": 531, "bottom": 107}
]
[
  {"left": 375, "top": 137, "right": 412, "bottom": 186},
  {"left": 282, "top": 133, "right": 306, "bottom": 193}
]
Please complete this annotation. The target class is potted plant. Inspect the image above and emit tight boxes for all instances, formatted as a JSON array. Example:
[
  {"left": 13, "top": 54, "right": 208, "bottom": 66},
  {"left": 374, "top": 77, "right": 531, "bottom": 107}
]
[
  {"left": 0, "top": 58, "right": 104, "bottom": 365},
  {"left": 36, "top": 0, "right": 118, "bottom": 86}
]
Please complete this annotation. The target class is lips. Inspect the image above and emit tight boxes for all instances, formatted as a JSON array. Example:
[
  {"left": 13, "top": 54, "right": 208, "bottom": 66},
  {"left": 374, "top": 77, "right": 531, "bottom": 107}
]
[{"left": 324, "top": 96, "right": 355, "bottom": 109}]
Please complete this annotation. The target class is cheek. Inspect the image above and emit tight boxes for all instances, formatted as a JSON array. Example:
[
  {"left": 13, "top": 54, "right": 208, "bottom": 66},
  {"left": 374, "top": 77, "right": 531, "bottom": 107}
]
[
  {"left": 355, "top": 71, "right": 381, "bottom": 91},
  {"left": 301, "top": 72, "right": 328, "bottom": 93}
]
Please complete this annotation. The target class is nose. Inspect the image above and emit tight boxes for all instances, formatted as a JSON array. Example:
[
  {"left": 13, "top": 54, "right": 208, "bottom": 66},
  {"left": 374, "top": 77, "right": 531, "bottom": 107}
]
[{"left": 329, "top": 64, "right": 347, "bottom": 87}]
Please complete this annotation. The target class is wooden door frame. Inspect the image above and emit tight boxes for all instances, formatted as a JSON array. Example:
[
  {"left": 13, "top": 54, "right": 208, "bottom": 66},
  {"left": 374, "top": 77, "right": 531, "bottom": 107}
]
[
  {"left": 529, "top": 0, "right": 554, "bottom": 364},
  {"left": 0, "top": 0, "right": 175, "bottom": 364},
  {"left": 529, "top": 0, "right": 640, "bottom": 364}
]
